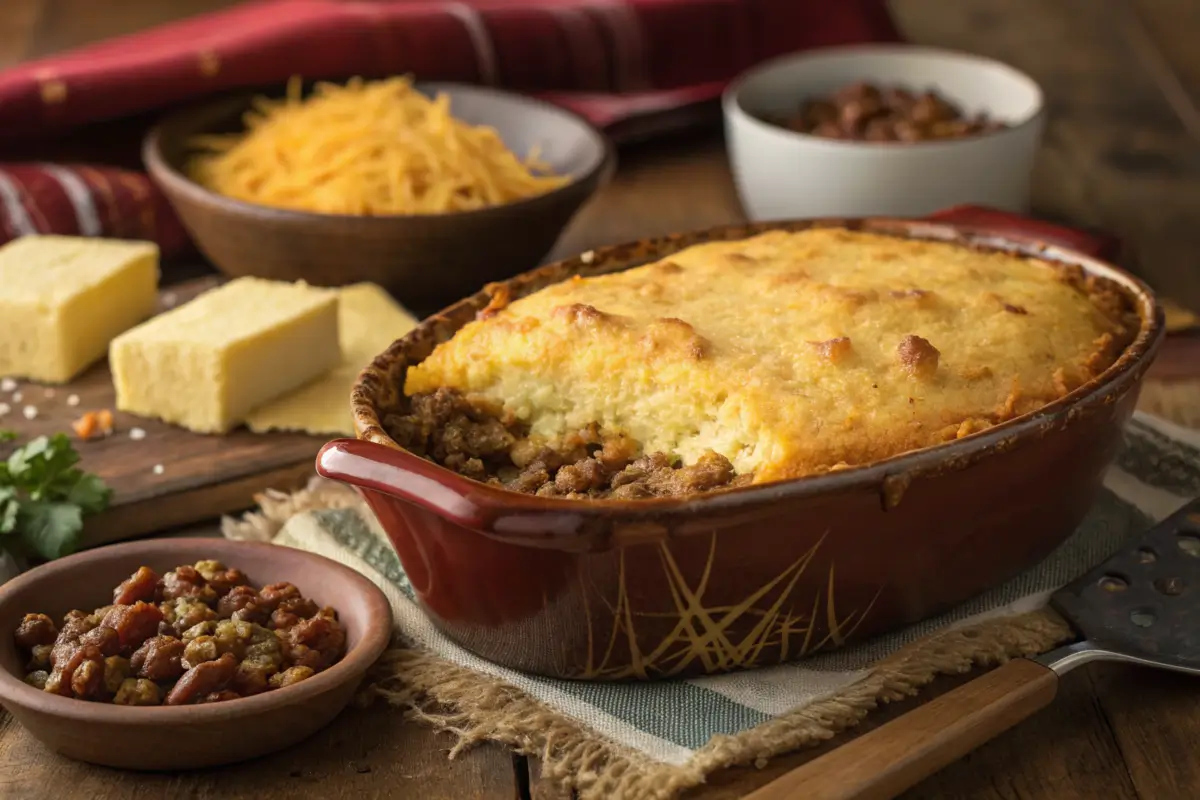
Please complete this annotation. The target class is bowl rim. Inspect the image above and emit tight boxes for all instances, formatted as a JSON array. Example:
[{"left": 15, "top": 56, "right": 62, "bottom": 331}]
[
  {"left": 142, "top": 80, "right": 617, "bottom": 225},
  {"left": 338, "top": 216, "right": 1164, "bottom": 524},
  {"left": 721, "top": 43, "right": 1047, "bottom": 152},
  {"left": 0, "top": 537, "right": 393, "bottom": 724}
]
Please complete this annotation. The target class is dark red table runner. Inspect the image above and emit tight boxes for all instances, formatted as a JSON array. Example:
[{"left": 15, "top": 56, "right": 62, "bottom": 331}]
[
  {"left": 0, "top": 0, "right": 900, "bottom": 147},
  {"left": 0, "top": 0, "right": 901, "bottom": 253}
]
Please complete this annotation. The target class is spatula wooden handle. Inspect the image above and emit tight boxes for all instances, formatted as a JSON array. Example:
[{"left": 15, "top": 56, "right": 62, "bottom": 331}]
[{"left": 743, "top": 658, "right": 1059, "bottom": 800}]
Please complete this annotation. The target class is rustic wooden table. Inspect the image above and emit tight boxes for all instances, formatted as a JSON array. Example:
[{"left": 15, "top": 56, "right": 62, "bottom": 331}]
[{"left": 2, "top": 1, "right": 1199, "bottom": 798}]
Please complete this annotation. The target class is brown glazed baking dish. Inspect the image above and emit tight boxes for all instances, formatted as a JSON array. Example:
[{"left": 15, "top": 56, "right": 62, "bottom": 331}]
[{"left": 316, "top": 210, "right": 1164, "bottom": 681}]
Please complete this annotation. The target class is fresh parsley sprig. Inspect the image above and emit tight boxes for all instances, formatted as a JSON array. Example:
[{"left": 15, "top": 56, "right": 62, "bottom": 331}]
[{"left": 0, "top": 429, "right": 112, "bottom": 560}]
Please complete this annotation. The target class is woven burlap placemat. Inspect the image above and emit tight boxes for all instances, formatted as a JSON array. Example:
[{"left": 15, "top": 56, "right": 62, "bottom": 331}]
[{"left": 222, "top": 477, "right": 1071, "bottom": 799}]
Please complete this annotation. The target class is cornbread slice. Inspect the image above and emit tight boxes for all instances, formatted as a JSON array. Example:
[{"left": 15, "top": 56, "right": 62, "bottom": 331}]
[
  {"left": 110, "top": 277, "right": 340, "bottom": 434},
  {"left": 0, "top": 235, "right": 159, "bottom": 383},
  {"left": 404, "top": 228, "right": 1135, "bottom": 485},
  {"left": 246, "top": 283, "right": 418, "bottom": 436}
]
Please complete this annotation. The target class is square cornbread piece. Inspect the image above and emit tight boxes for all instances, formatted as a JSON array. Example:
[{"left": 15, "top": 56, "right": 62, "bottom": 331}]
[
  {"left": 0, "top": 235, "right": 159, "bottom": 383},
  {"left": 399, "top": 228, "right": 1137, "bottom": 496},
  {"left": 245, "top": 283, "right": 419, "bottom": 436},
  {"left": 110, "top": 277, "right": 340, "bottom": 434}
]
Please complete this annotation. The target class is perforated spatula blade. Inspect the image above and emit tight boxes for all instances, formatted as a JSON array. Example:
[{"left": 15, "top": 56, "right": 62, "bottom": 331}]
[
  {"left": 1040, "top": 501, "right": 1200, "bottom": 678},
  {"left": 745, "top": 497, "right": 1200, "bottom": 800}
]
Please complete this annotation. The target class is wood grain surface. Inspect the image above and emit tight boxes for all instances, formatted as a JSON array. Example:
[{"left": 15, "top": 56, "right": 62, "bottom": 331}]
[
  {"left": 0, "top": 704, "right": 521, "bottom": 800},
  {"left": 742, "top": 659, "right": 1061, "bottom": 800},
  {"left": 0, "top": 278, "right": 323, "bottom": 547},
  {"left": 1, "top": 1, "right": 1199, "bottom": 799}
]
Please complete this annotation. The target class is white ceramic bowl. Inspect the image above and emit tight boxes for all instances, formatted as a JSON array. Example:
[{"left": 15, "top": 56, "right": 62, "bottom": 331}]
[{"left": 723, "top": 45, "right": 1046, "bottom": 220}]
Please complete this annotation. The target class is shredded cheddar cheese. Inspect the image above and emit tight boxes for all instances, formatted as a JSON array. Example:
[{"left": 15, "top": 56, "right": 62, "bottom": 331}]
[{"left": 187, "top": 76, "right": 570, "bottom": 215}]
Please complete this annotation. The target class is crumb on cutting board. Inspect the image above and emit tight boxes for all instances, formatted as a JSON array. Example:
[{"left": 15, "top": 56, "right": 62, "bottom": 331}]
[{"left": 73, "top": 409, "right": 115, "bottom": 440}]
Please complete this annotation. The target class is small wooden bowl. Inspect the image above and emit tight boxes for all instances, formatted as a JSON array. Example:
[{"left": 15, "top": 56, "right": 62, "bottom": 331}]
[
  {"left": 143, "top": 82, "right": 615, "bottom": 310},
  {"left": 0, "top": 538, "right": 393, "bottom": 770}
]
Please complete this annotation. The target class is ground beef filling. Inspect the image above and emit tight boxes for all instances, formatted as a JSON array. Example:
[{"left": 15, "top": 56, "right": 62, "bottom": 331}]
[{"left": 382, "top": 388, "right": 745, "bottom": 499}]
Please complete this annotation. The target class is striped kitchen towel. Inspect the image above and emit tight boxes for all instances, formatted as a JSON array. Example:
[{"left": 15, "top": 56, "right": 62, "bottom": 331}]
[
  {"left": 0, "top": 0, "right": 900, "bottom": 254},
  {"left": 0, "top": 164, "right": 190, "bottom": 254},
  {"left": 0, "top": 0, "right": 899, "bottom": 150},
  {"left": 223, "top": 411, "right": 1200, "bottom": 800}
]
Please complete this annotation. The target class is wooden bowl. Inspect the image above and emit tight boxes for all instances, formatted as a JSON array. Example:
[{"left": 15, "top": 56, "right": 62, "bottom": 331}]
[
  {"left": 143, "top": 82, "right": 615, "bottom": 310},
  {"left": 316, "top": 213, "right": 1164, "bottom": 681},
  {"left": 0, "top": 538, "right": 393, "bottom": 770}
]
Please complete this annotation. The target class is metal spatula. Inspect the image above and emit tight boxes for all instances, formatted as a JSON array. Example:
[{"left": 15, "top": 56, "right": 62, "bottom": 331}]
[{"left": 745, "top": 497, "right": 1200, "bottom": 800}]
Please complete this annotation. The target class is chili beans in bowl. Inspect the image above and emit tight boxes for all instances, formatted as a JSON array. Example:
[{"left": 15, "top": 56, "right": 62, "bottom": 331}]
[
  {"left": 0, "top": 538, "right": 392, "bottom": 770},
  {"left": 15, "top": 560, "right": 346, "bottom": 706},
  {"left": 773, "top": 82, "right": 1010, "bottom": 143},
  {"left": 723, "top": 44, "right": 1046, "bottom": 219}
]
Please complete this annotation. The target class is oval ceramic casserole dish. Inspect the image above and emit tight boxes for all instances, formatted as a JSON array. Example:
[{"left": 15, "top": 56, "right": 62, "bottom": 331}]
[{"left": 318, "top": 217, "right": 1164, "bottom": 681}]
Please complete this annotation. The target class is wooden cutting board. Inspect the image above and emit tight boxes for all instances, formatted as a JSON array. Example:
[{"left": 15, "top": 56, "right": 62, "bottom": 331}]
[{"left": 0, "top": 277, "right": 328, "bottom": 548}]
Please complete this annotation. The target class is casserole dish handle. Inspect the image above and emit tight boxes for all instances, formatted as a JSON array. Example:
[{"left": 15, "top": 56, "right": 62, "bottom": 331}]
[
  {"left": 926, "top": 204, "right": 1120, "bottom": 261},
  {"left": 317, "top": 438, "right": 514, "bottom": 528}
]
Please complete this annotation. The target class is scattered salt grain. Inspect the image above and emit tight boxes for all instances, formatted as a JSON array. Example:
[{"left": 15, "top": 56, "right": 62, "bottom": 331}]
[
  {"left": 0, "top": 378, "right": 16, "bottom": 392},
  {"left": 22, "top": 405, "right": 37, "bottom": 420},
  {"left": 43, "top": 388, "right": 56, "bottom": 399},
  {"left": 66, "top": 394, "right": 81, "bottom": 407},
  {"left": 162, "top": 291, "right": 177, "bottom": 308},
  {"left": 11, "top": 392, "right": 21, "bottom": 403},
  {"left": 152, "top": 464, "right": 165, "bottom": 475},
  {"left": 129, "top": 427, "right": 147, "bottom": 441},
  {"left": 0, "top": 403, "right": 9, "bottom": 417},
  {"left": 580, "top": 250, "right": 595, "bottom": 264}
]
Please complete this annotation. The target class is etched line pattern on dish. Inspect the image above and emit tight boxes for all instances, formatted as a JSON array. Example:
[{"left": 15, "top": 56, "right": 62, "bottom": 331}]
[{"left": 572, "top": 531, "right": 881, "bottom": 679}]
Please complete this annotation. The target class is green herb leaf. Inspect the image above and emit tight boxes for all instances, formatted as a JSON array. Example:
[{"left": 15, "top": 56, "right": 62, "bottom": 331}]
[
  {"left": 0, "top": 430, "right": 110, "bottom": 560},
  {"left": 18, "top": 500, "right": 83, "bottom": 560},
  {"left": 8, "top": 434, "right": 81, "bottom": 500},
  {"left": 0, "top": 486, "right": 18, "bottom": 535},
  {"left": 66, "top": 472, "right": 113, "bottom": 515},
  {"left": 0, "top": 430, "right": 15, "bottom": 442}
]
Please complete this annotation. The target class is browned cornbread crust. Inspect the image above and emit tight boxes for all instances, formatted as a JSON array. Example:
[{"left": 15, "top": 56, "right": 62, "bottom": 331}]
[{"left": 395, "top": 228, "right": 1137, "bottom": 495}]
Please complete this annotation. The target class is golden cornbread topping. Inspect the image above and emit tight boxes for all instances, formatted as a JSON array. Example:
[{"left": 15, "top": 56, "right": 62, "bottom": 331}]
[{"left": 395, "top": 228, "right": 1137, "bottom": 497}]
